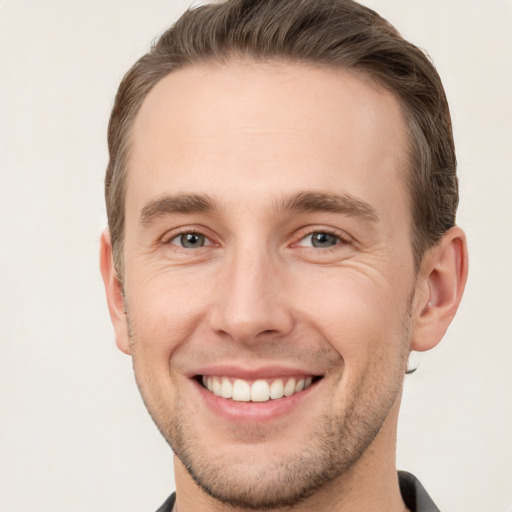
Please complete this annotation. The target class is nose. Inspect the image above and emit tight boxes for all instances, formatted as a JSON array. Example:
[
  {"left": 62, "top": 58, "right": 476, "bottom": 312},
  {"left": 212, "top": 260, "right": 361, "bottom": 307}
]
[{"left": 208, "top": 246, "right": 294, "bottom": 344}]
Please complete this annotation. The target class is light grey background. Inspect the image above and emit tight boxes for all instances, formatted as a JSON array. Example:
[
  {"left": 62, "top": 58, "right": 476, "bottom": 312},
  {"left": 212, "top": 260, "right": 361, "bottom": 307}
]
[{"left": 0, "top": 1, "right": 511, "bottom": 511}]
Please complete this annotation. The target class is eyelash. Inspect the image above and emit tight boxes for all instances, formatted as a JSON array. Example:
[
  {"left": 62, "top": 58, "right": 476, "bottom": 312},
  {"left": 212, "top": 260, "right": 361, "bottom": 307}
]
[
  {"left": 293, "top": 228, "right": 351, "bottom": 249},
  {"left": 292, "top": 226, "right": 353, "bottom": 253},
  {"left": 164, "top": 230, "right": 215, "bottom": 249}
]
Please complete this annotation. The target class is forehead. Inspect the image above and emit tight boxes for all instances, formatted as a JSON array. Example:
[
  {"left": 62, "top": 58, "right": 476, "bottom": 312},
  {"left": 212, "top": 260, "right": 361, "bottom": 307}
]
[{"left": 126, "top": 61, "right": 410, "bottom": 227}]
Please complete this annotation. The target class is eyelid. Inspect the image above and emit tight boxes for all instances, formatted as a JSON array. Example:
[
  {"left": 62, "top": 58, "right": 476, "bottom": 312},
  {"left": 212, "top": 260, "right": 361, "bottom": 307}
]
[
  {"left": 160, "top": 226, "right": 219, "bottom": 247},
  {"left": 291, "top": 227, "right": 352, "bottom": 248},
  {"left": 170, "top": 233, "right": 213, "bottom": 247}
]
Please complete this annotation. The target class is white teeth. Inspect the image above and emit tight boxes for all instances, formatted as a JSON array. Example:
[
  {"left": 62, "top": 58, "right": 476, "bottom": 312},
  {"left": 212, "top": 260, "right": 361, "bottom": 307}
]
[
  {"left": 283, "top": 377, "right": 296, "bottom": 397},
  {"left": 202, "top": 375, "right": 214, "bottom": 392},
  {"left": 232, "top": 379, "right": 251, "bottom": 401},
  {"left": 220, "top": 377, "right": 232, "bottom": 398},
  {"left": 212, "top": 377, "right": 221, "bottom": 396},
  {"left": 204, "top": 375, "right": 316, "bottom": 402},
  {"left": 269, "top": 379, "right": 284, "bottom": 399},
  {"left": 251, "top": 379, "right": 270, "bottom": 402}
]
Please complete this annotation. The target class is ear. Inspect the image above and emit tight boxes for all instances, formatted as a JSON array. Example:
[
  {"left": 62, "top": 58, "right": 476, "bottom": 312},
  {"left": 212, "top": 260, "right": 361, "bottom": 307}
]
[
  {"left": 99, "top": 229, "right": 131, "bottom": 355},
  {"left": 410, "top": 226, "right": 468, "bottom": 352}
]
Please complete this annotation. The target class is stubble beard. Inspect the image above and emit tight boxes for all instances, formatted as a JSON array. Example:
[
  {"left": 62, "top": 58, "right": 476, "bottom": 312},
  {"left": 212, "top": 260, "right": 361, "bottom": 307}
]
[
  {"left": 128, "top": 313, "right": 412, "bottom": 510},
  {"left": 151, "top": 355, "right": 408, "bottom": 509},
  {"left": 168, "top": 389, "right": 399, "bottom": 510}
]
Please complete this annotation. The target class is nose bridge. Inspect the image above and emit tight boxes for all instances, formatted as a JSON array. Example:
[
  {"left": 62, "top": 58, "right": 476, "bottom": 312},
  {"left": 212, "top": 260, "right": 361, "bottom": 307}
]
[{"left": 210, "top": 239, "right": 293, "bottom": 342}]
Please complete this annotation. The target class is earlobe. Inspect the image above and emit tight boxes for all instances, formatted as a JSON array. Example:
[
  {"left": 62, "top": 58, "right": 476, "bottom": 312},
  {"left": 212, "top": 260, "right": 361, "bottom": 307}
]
[
  {"left": 99, "top": 229, "right": 131, "bottom": 355},
  {"left": 410, "top": 226, "right": 468, "bottom": 352}
]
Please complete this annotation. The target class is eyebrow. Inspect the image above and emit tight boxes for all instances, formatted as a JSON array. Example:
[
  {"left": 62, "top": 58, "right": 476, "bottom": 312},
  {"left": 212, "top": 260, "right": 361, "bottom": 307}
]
[
  {"left": 139, "top": 193, "right": 217, "bottom": 226},
  {"left": 139, "top": 190, "right": 378, "bottom": 227},
  {"left": 275, "top": 191, "right": 379, "bottom": 222}
]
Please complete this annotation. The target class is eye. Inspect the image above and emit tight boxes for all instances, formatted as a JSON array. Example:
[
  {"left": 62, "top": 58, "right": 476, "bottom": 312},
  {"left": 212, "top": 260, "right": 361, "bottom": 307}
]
[
  {"left": 298, "top": 231, "right": 343, "bottom": 248},
  {"left": 169, "top": 232, "right": 211, "bottom": 249}
]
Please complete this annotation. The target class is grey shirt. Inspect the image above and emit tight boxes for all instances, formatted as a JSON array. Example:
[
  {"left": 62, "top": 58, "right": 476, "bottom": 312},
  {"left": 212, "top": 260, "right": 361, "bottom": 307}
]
[{"left": 155, "top": 471, "right": 440, "bottom": 512}]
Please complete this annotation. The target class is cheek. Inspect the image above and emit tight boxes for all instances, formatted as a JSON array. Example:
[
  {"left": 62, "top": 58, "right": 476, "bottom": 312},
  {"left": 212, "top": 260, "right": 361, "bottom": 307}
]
[
  {"left": 292, "top": 267, "right": 412, "bottom": 365},
  {"left": 124, "top": 271, "right": 211, "bottom": 361},
  {"left": 125, "top": 276, "right": 200, "bottom": 413}
]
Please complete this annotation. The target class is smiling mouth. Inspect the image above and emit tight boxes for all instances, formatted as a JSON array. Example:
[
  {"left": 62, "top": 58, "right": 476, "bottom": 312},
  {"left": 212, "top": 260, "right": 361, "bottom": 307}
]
[{"left": 196, "top": 375, "right": 322, "bottom": 402}]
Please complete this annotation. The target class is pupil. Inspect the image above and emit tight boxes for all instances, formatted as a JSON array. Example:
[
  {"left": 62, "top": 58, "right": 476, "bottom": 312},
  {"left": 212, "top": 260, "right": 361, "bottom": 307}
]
[
  {"left": 182, "top": 233, "right": 204, "bottom": 248},
  {"left": 312, "top": 232, "right": 337, "bottom": 248}
]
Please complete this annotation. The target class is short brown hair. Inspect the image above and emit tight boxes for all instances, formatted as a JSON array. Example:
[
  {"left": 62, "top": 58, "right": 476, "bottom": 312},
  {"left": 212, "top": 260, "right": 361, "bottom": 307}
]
[{"left": 105, "top": 0, "right": 458, "bottom": 276}]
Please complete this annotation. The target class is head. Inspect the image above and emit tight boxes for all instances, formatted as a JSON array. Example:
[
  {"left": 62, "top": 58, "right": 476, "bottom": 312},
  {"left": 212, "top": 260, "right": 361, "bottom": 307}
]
[{"left": 101, "top": 1, "right": 467, "bottom": 509}]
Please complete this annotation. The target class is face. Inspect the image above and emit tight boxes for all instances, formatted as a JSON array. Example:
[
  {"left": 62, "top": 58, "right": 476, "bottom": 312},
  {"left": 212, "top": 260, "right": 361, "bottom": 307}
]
[{"left": 119, "top": 62, "right": 419, "bottom": 508}]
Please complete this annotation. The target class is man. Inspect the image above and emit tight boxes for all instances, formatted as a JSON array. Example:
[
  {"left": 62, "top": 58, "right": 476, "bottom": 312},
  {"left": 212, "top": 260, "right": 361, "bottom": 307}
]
[{"left": 100, "top": 0, "right": 468, "bottom": 510}]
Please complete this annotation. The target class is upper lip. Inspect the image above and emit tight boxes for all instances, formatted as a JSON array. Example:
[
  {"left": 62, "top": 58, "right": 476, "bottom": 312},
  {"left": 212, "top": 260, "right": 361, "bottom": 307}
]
[{"left": 187, "top": 364, "right": 323, "bottom": 380}]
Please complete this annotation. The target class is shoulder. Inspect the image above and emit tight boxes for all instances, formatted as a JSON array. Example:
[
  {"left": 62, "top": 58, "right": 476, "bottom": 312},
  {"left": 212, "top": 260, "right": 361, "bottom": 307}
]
[
  {"left": 155, "top": 492, "right": 176, "bottom": 512},
  {"left": 398, "top": 471, "right": 440, "bottom": 512}
]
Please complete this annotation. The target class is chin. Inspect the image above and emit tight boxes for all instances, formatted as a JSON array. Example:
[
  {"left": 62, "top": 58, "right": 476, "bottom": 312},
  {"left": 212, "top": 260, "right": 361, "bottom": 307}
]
[{"left": 164, "top": 397, "right": 390, "bottom": 510}]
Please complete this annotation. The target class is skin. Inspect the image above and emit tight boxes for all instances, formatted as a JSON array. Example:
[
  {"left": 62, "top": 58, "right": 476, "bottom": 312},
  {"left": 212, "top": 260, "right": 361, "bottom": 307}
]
[{"left": 100, "top": 62, "right": 468, "bottom": 511}]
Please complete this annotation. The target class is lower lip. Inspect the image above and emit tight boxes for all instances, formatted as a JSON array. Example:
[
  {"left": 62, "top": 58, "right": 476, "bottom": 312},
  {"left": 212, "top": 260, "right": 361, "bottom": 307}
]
[{"left": 193, "top": 379, "right": 319, "bottom": 423}]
